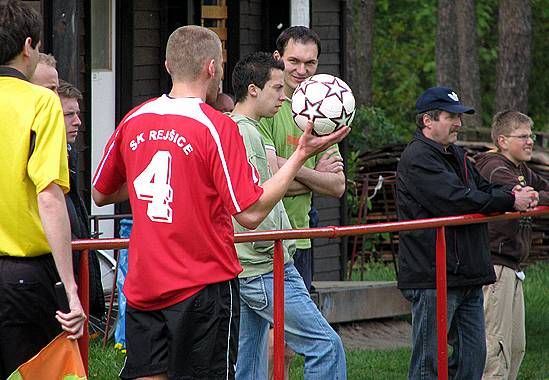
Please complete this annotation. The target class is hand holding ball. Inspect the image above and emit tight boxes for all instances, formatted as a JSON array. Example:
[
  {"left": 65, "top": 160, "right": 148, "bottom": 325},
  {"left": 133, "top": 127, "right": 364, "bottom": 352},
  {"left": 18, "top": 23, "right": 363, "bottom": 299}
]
[{"left": 291, "top": 74, "right": 355, "bottom": 136}]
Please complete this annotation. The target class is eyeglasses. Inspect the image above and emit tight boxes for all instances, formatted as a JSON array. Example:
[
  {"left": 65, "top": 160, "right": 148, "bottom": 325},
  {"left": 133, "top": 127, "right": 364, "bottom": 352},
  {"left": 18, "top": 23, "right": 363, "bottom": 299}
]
[{"left": 504, "top": 134, "right": 536, "bottom": 142}]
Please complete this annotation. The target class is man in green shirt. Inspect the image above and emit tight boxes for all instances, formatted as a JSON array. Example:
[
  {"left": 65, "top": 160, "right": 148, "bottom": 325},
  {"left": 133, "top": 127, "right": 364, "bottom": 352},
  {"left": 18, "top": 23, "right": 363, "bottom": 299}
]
[
  {"left": 231, "top": 52, "right": 347, "bottom": 380},
  {"left": 257, "top": 26, "right": 345, "bottom": 292}
]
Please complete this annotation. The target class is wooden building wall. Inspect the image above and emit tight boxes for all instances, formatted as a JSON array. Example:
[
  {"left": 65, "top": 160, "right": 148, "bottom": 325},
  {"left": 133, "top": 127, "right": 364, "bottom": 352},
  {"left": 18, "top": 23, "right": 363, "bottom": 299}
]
[
  {"left": 237, "top": 0, "right": 264, "bottom": 58},
  {"left": 236, "top": 0, "right": 348, "bottom": 281},
  {"left": 34, "top": 0, "right": 347, "bottom": 279},
  {"left": 132, "top": 1, "right": 162, "bottom": 106},
  {"left": 311, "top": 0, "right": 347, "bottom": 281}
]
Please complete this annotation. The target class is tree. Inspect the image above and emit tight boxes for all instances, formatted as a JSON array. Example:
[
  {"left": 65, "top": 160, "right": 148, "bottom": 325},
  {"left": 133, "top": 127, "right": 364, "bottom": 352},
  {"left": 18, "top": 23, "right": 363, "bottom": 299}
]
[
  {"left": 345, "top": 0, "right": 375, "bottom": 106},
  {"left": 456, "top": 0, "right": 482, "bottom": 127},
  {"left": 435, "top": 0, "right": 459, "bottom": 90},
  {"left": 495, "top": 0, "right": 532, "bottom": 113}
]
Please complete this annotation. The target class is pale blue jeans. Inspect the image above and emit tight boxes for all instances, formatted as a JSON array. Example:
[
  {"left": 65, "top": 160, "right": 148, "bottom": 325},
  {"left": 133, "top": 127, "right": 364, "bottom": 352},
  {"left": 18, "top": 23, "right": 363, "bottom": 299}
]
[{"left": 236, "top": 263, "right": 346, "bottom": 379}]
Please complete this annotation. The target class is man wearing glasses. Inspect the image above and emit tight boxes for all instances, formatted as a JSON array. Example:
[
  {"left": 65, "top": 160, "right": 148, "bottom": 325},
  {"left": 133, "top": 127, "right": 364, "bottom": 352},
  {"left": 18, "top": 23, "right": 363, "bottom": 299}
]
[{"left": 476, "top": 111, "right": 549, "bottom": 379}]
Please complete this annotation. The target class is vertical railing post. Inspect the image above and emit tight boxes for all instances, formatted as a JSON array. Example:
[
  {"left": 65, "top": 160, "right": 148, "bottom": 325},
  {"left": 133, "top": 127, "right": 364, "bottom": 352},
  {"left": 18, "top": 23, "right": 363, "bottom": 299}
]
[
  {"left": 273, "top": 240, "right": 285, "bottom": 380},
  {"left": 436, "top": 227, "right": 448, "bottom": 380},
  {"left": 103, "top": 249, "right": 119, "bottom": 348},
  {"left": 78, "top": 249, "right": 90, "bottom": 376}
]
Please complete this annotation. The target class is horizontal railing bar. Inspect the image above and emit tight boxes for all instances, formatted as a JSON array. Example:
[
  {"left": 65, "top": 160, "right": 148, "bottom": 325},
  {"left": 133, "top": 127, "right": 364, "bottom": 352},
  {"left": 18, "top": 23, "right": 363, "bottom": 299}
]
[{"left": 73, "top": 206, "right": 549, "bottom": 249}]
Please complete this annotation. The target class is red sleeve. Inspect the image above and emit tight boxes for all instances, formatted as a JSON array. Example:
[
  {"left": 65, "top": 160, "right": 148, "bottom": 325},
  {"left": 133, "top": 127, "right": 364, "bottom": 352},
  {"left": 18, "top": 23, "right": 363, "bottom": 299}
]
[
  {"left": 92, "top": 126, "right": 126, "bottom": 195},
  {"left": 203, "top": 106, "right": 263, "bottom": 215}
]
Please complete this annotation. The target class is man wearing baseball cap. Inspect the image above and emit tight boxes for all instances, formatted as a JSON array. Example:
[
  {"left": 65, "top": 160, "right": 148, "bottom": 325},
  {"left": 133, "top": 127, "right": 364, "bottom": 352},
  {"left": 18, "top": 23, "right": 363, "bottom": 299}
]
[{"left": 396, "top": 87, "right": 536, "bottom": 379}]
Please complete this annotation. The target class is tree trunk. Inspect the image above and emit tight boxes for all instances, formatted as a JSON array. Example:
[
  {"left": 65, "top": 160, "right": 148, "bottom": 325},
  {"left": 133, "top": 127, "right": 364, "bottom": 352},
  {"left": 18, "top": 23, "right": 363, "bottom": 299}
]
[
  {"left": 495, "top": 0, "right": 532, "bottom": 113},
  {"left": 456, "top": 0, "right": 482, "bottom": 127},
  {"left": 436, "top": 0, "right": 459, "bottom": 90},
  {"left": 345, "top": 0, "right": 374, "bottom": 106}
]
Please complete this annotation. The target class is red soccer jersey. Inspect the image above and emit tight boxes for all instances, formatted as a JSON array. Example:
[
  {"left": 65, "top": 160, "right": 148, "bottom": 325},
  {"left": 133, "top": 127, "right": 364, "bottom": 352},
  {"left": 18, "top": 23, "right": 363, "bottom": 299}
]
[{"left": 93, "top": 95, "right": 263, "bottom": 310}]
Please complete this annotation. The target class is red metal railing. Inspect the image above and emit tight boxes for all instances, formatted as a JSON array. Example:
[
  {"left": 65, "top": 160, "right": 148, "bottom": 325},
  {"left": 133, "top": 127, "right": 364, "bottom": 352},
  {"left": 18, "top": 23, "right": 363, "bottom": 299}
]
[{"left": 74, "top": 206, "right": 549, "bottom": 379}]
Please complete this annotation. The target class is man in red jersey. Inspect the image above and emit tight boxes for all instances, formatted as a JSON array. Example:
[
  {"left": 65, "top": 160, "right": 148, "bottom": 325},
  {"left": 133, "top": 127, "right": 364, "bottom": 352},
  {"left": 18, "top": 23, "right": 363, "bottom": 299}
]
[{"left": 92, "top": 25, "right": 348, "bottom": 380}]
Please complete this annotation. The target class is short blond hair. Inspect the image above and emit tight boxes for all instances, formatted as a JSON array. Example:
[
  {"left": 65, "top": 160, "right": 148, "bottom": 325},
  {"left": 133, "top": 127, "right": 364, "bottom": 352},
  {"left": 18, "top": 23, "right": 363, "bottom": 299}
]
[
  {"left": 165, "top": 25, "right": 222, "bottom": 82},
  {"left": 491, "top": 111, "right": 533, "bottom": 149},
  {"left": 38, "top": 52, "right": 56, "bottom": 68}
]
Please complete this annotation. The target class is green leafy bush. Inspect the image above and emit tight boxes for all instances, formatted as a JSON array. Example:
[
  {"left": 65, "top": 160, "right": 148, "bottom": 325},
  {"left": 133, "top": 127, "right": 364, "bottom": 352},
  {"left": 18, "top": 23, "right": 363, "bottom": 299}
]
[{"left": 347, "top": 106, "right": 411, "bottom": 213}]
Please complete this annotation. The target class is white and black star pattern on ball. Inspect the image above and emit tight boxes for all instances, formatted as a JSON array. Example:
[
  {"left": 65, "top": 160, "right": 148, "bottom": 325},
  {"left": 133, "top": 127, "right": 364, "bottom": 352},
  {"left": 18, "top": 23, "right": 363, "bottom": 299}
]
[
  {"left": 291, "top": 74, "right": 355, "bottom": 135},
  {"left": 298, "top": 98, "right": 326, "bottom": 121}
]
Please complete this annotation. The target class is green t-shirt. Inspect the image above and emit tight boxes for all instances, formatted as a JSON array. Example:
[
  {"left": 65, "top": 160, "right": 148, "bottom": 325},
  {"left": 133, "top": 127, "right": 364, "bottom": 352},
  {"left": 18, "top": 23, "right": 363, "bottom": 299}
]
[
  {"left": 257, "top": 99, "right": 341, "bottom": 249},
  {"left": 229, "top": 113, "right": 296, "bottom": 278}
]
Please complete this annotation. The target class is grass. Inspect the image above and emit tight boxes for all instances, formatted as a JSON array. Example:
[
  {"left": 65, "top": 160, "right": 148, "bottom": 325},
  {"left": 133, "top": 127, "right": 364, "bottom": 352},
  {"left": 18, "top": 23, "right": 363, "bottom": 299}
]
[
  {"left": 88, "top": 339, "right": 125, "bottom": 379},
  {"left": 349, "top": 260, "right": 397, "bottom": 281},
  {"left": 515, "top": 263, "right": 549, "bottom": 379},
  {"left": 89, "top": 262, "right": 549, "bottom": 379}
]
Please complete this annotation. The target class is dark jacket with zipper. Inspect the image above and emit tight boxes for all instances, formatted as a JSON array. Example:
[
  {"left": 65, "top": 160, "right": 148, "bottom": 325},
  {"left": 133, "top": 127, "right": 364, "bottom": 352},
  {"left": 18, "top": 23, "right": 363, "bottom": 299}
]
[
  {"left": 475, "top": 151, "right": 549, "bottom": 270},
  {"left": 396, "top": 129, "right": 516, "bottom": 289}
]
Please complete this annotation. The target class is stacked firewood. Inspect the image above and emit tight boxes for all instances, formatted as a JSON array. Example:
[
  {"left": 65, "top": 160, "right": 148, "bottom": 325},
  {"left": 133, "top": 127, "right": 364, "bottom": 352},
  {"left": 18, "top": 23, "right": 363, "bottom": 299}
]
[{"left": 350, "top": 132, "right": 549, "bottom": 266}]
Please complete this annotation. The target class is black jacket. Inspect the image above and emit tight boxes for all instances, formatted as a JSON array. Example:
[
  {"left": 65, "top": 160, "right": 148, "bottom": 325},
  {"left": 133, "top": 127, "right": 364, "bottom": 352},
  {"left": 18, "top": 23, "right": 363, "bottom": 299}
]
[
  {"left": 475, "top": 151, "right": 549, "bottom": 270},
  {"left": 396, "top": 129, "right": 515, "bottom": 289},
  {"left": 66, "top": 147, "right": 105, "bottom": 318}
]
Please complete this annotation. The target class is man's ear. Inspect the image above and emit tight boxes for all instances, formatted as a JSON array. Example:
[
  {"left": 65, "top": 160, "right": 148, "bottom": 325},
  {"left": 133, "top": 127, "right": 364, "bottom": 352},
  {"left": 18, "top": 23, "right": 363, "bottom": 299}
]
[
  {"left": 422, "top": 113, "right": 432, "bottom": 128},
  {"left": 497, "top": 135, "right": 507, "bottom": 151},
  {"left": 207, "top": 59, "right": 216, "bottom": 78},
  {"left": 273, "top": 50, "right": 281, "bottom": 60},
  {"left": 22, "top": 37, "right": 33, "bottom": 58},
  {"left": 164, "top": 60, "right": 171, "bottom": 75},
  {"left": 248, "top": 84, "right": 258, "bottom": 98}
]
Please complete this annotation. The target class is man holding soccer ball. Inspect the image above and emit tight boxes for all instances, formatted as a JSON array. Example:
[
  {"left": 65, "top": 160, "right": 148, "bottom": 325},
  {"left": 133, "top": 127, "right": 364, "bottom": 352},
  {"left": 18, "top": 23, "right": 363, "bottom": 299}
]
[
  {"left": 257, "top": 25, "right": 347, "bottom": 378},
  {"left": 258, "top": 26, "right": 345, "bottom": 291},
  {"left": 230, "top": 52, "right": 347, "bottom": 380}
]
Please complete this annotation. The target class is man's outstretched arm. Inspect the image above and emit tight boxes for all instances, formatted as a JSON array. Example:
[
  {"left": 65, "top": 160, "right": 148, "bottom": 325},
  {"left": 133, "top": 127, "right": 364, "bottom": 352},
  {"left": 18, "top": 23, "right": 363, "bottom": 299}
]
[{"left": 234, "top": 123, "right": 350, "bottom": 229}]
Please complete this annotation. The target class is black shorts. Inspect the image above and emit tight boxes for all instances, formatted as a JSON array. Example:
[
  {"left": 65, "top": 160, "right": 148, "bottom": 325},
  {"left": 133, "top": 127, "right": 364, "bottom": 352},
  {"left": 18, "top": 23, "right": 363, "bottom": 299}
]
[
  {"left": 120, "top": 278, "right": 240, "bottom": 380},
  {"left": 0, "top": 254, "right": 63, "bottom": 379}
]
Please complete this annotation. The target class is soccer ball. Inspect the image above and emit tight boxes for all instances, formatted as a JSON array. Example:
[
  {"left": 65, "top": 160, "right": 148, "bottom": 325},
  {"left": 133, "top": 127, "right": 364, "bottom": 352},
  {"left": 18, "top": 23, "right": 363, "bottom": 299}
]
[{"left": 291, "top": 74, "right": 355, "bottom": 136}]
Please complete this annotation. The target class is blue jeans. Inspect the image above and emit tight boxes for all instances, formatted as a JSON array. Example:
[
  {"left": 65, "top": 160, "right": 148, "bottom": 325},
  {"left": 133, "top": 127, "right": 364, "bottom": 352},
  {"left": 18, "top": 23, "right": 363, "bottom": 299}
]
[
  {"left": 236, "top": 264, "right": 346, "bottom": 380},
  {"left": 401, "top": 286, "right": 486, "bottom": 380}
]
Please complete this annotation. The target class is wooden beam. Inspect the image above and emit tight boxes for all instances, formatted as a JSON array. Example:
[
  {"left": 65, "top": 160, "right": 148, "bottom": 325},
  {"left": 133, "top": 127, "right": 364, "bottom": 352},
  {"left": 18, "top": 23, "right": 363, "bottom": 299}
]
[
  {"left": 201, "top": 5, "right": 227, "bottom": 19},
  {"left": 210, "top": 27, "right": 228, "bottom": 40}
]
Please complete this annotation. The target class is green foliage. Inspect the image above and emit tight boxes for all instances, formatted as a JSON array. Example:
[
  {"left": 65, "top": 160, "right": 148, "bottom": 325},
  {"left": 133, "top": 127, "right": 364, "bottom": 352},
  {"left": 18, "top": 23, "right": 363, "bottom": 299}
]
[
  {"left": 362, "top": 232, "right": 392, "bottom": 254},
  {"left": 366, "top": 0, "right": 549, "bottom": 133},
  {"left": 372, "top": 0, "right": 437, "bottom": 132},
  {"left": 349, "top": 259, "right": 397, "bottom": 281},
  {"left": 346, "top": 106, "right": 411, "bottom": 214},
  {"left": 520, "top": 262, "right": 549, "bottom": 377},
  {"left": 346, "top": 149, "right": 362, "bottom": 213},
  {"left": 349, "top": 106, "right": 412, "bottom": 153},
  {"left": 88, "top": 339, "right": 125, "bottom": 379},
  {"left": 476, "top": 0, "right": 499, "bottom": 127},
  {"left": 529, "top": 0, "right": 549, "bottom": 130},
  {"left": 289, "top": 348, "right": 411, "bottom": 380}
]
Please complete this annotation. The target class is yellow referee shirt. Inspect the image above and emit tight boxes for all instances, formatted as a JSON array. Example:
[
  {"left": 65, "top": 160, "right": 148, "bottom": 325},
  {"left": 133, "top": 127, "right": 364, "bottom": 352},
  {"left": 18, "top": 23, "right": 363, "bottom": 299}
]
[{"left": 0, "top": 68, "right": 69, "bottom": 257}]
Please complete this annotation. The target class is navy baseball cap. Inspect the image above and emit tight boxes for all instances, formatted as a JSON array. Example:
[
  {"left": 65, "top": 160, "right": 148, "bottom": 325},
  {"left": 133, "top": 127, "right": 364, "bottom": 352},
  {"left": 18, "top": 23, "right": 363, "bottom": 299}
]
[{"left": 416, "top": 87, "right": 475, "bottom": 114}]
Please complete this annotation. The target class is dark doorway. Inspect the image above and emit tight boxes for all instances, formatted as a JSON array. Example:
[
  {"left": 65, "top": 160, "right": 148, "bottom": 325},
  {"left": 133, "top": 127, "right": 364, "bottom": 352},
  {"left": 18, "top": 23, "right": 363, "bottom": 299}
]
[
  {"left": 159, "top": 0, "right": 201, "bottom": 94},
  {"left": 262, "top": 0, "right": 290, "bottom": 53}
]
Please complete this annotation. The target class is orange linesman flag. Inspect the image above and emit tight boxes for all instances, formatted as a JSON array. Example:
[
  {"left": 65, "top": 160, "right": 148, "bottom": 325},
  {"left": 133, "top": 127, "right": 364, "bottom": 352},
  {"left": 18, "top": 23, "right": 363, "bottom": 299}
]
[{"left": 8, "top": 332, "right": 87, "bottom": 380}]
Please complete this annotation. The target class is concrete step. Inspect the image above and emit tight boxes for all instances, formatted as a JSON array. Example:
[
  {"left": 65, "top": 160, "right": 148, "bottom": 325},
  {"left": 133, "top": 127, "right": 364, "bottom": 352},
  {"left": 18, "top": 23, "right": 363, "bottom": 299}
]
[{"left": 310, "top": 281, "right": 411, "bottom": 324}]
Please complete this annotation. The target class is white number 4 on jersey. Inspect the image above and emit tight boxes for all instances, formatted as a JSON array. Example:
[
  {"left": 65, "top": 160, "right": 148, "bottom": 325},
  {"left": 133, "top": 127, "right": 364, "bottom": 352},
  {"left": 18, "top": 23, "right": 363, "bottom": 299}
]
[{"left": 133, "top": 150, "right": 174, "bottom": 223}]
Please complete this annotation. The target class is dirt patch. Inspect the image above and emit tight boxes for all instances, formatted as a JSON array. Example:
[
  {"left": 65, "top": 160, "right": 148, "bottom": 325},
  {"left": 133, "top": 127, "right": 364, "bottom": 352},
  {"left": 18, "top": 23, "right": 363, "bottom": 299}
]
[{"left": 337, "top": 318, "right": 412, "bottom": 351}]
